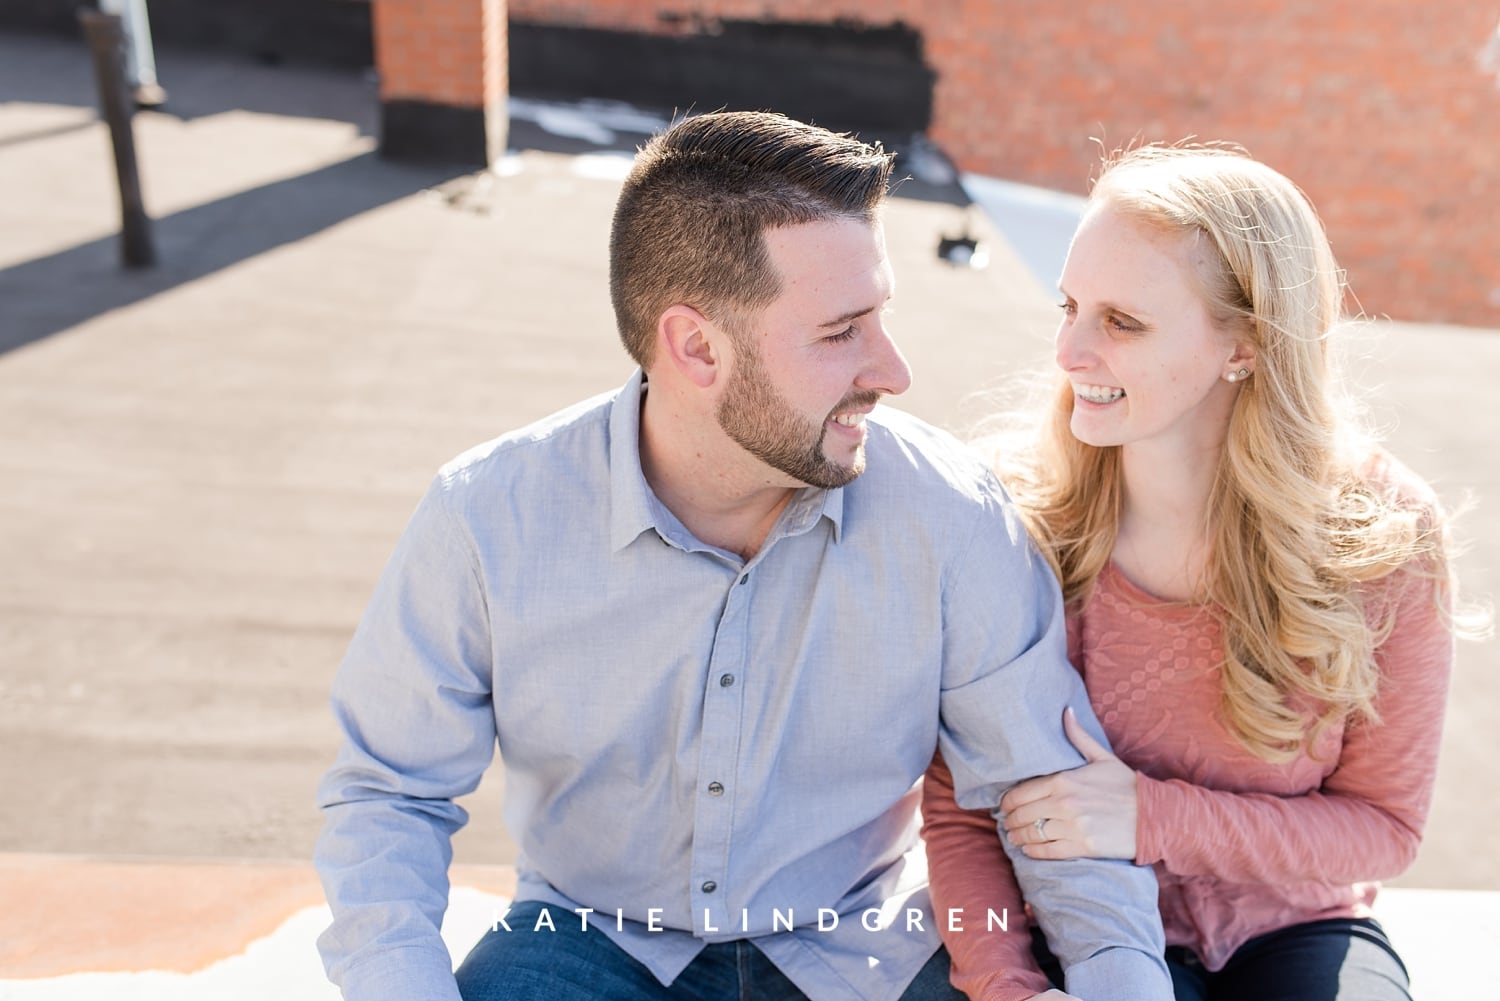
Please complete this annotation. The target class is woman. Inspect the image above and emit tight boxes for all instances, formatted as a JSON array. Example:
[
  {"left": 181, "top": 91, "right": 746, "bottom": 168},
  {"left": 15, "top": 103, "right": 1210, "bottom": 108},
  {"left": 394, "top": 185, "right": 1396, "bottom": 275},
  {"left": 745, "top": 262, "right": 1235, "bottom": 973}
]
[{"left": 923, "top": 145, "right": 1482, "bottom": 1001}]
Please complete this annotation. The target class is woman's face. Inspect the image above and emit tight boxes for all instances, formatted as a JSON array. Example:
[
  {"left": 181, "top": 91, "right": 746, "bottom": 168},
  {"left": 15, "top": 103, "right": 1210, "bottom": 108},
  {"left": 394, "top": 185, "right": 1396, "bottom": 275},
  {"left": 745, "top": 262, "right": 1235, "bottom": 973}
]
[{"left": 1054, "top": 201, "right": 1249, "bottom": 456}]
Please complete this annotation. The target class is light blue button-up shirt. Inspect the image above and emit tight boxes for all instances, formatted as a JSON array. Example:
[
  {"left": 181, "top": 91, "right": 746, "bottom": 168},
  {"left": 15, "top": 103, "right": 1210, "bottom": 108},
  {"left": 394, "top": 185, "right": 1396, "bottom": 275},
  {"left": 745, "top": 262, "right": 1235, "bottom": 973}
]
[{"left": 315, "top": 371, "right": 1170, "bottom": 1001}]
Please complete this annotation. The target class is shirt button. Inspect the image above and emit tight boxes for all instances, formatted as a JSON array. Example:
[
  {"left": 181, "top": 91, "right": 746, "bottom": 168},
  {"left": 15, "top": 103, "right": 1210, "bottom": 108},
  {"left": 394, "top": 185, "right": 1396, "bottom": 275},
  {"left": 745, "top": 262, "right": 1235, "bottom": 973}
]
[
  {"left": 701, "top": 880, "right": 717, "bottom": 893},
  {"left": 738, "top": 574, "right": 749, "bottom": 585},
  {"left": 707, "top": 781, "right": 724, "bottom": 796},
  {"left": 719, "top": 674, "right": 735, "bottom": 688}
]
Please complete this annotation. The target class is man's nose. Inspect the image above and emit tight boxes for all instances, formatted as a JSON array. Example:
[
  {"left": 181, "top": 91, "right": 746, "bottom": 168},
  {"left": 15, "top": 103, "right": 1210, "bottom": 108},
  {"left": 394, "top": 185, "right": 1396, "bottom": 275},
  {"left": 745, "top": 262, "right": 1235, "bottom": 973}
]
[{"left": 860, "top": 321, "right": 913, "bottom": 397}]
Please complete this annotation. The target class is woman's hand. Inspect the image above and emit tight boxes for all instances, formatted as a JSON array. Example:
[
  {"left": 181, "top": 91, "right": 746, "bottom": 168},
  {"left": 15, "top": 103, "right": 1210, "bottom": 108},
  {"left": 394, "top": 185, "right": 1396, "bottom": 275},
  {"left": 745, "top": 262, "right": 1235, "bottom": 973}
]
[
  {"left": 1000, "top": 707, "right": 1139, "bottom": 860},
  {"left": 1027, "top": 992, "right": 1082, "bottom": 1001}
]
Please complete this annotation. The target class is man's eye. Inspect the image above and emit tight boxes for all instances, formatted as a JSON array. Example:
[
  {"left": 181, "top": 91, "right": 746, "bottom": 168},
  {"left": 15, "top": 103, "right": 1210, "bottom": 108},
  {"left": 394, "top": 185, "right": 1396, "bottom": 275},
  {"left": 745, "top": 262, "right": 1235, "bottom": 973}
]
[{"left": 826, "top": 327, "right": 857, "bottom": 344}]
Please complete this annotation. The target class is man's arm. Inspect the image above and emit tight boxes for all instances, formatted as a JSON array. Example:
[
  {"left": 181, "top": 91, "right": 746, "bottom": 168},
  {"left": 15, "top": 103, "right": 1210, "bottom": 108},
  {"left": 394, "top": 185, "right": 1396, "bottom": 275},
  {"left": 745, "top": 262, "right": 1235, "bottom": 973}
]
[
  {"left": 936, "top": 482, "right": 1171, "bottom": 1001},
  {"left": 315, "top": 474, "right": 497, "bottom": 1001}
]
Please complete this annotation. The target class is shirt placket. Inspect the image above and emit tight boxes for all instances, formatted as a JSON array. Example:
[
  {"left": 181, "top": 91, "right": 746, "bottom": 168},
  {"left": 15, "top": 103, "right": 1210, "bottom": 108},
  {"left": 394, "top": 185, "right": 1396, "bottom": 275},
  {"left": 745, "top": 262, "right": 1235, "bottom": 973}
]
[{"left": 689, "top": 561, "right": 754, "bottom": 936}]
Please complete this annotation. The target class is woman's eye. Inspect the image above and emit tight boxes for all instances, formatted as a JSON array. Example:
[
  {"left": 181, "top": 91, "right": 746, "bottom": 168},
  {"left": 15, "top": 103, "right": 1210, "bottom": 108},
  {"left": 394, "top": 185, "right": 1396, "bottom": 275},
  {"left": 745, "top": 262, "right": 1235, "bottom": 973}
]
[{"left": 826, "top": 326, "right": 857, "bottom": 344}]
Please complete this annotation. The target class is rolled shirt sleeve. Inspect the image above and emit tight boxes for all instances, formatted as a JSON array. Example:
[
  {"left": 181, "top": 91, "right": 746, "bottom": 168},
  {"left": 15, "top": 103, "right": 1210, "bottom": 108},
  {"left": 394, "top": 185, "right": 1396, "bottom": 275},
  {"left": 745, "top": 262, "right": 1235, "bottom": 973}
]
[{"left": 936, "top": 479, "right": 1172, "bottom": 1001}]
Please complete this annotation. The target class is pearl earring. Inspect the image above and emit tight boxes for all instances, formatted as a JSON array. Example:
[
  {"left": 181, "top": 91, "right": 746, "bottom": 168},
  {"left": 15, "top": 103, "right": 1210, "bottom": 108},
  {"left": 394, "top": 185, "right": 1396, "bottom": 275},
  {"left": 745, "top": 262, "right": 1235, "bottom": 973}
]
[{"left": 1227, "top": 367, "right": 1250, "bottom": 383}]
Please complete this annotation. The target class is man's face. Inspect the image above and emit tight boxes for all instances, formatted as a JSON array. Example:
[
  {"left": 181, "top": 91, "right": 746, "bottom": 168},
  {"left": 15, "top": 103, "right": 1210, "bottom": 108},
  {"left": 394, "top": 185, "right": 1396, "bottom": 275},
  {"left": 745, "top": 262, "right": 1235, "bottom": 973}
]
[{"left": 715, "top": 217, "right": 911, "bottom": 489}]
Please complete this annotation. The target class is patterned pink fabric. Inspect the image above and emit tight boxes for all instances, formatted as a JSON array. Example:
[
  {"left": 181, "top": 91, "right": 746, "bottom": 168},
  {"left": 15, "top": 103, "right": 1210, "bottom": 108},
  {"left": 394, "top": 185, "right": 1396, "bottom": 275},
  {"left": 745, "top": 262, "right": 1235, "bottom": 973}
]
[{"left": 923, "top": 461, "right": 1452, "bottom": 998}]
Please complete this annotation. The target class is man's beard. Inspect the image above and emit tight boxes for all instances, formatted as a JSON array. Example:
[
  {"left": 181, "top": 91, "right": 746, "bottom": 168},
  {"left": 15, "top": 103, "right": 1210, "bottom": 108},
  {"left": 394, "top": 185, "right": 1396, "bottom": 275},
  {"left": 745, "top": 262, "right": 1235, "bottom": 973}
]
[{"left": 715, "top": 340, "right": 878, "bottom": 489}]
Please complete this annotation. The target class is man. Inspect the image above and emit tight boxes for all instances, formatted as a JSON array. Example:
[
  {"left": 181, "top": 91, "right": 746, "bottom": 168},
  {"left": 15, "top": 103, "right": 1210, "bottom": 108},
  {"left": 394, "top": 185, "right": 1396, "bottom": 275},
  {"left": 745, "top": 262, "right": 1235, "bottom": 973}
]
[{"left": 315, "top": 111, "right": 1171, "bottom": 1001}]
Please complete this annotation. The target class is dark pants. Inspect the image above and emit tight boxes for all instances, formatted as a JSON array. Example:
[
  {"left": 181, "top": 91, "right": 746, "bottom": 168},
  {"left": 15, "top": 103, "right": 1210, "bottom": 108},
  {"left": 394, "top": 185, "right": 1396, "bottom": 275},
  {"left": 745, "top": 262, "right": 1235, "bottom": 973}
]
[
  {"left": 455, "top": 900, "right": 966, "bottom": 1001},
  {"left": 1031, "top": 917, "right": 1411, "bottom": 1001}
]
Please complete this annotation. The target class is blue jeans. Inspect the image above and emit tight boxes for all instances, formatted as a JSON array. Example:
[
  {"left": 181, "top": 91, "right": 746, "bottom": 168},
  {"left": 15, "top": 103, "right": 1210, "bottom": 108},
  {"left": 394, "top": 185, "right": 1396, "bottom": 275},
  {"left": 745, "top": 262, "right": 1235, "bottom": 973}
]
[
  {"left": 455, "top": 900, "right": 965, "bottom": 1000},
  {"left": 1166, "top": 919, "right": 1411, "bottom": 1001},
  {"left": 1030, "top": 917, "right": 1411, "bottom": 1001}
]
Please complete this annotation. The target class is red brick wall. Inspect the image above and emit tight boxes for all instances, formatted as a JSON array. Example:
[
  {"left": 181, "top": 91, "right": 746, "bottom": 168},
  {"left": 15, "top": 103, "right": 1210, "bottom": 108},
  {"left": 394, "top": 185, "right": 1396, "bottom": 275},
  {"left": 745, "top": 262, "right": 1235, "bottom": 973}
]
[
  {"left": 509, "top": 1, "right": 926, "bottom": 32},
  {"left": 920, "top": 1, "right": 1500, "bottom": 326},
  {"left": 498, "top": 1, "right": 1499, "bottom": 324},
  {"left": 372, "top": 0, "right": 508, "bottom": 165},
  {"left": 374, "top": 0, "right": 506, "bottom": 108}
]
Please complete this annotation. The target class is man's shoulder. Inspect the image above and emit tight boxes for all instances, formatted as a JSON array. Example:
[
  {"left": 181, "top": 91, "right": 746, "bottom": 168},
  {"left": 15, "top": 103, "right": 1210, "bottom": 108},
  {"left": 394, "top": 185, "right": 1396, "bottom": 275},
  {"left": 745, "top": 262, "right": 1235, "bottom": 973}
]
[
  {"left": 436, "top": 386, "right": 618, "bottom": 490},
  {"left": 863, "top": 406, "right": 1001, "bottom": 505}
]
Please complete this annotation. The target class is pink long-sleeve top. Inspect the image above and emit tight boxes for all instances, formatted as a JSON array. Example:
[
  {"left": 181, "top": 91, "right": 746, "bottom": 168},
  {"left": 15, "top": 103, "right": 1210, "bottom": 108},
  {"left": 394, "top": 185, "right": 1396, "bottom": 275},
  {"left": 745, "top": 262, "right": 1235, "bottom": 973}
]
[{"left": 922, "top": 462, "right": 1454, "bottom": 1001}]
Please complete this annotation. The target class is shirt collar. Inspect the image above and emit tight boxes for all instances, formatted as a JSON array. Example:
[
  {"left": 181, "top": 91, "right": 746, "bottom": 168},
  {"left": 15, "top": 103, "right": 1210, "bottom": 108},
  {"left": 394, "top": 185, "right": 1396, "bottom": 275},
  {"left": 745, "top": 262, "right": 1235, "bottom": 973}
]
[
  {"left": 608, "top": 369, "right": 660, "bottom": 553},
  {"left": 608, "top": 369, "right": 846, "bottom": 553}
]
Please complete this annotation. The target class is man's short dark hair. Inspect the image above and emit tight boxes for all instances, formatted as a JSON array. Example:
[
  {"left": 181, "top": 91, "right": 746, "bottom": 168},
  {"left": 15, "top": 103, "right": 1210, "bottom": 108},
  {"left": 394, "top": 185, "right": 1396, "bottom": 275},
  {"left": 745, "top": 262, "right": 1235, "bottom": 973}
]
[{"left": 610, "top": 111, "right": 896, "bottom": 367}]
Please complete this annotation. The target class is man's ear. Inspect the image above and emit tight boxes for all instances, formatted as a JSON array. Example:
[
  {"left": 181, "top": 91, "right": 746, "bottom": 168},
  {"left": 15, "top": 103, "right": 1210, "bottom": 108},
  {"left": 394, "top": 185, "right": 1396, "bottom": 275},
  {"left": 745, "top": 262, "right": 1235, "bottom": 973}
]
[{"left": 657, "top": 305, "right": 723, "bottom": 389}]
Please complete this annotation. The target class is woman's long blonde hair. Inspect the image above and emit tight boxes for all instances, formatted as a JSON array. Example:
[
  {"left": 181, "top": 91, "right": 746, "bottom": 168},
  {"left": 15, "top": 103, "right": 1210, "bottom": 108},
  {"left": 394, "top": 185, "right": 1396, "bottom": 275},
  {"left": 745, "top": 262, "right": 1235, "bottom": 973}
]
[{"left": 1002, "top": 145, "right": 1451, "bottom": 762}]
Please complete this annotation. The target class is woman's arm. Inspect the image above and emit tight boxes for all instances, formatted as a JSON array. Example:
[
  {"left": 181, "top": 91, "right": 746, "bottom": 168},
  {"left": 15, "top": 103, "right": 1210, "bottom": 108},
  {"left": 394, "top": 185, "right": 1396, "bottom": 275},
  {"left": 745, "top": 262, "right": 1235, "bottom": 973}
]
[
  {"left": 923, "top": 752, "right": 1055, "bottom": 1001},
  {"left": 1004, "top": 567, "right": 1454, "bottom": 885},
  {"left": 1136, "top": 571, "right": 1453, "bottom": 883}
]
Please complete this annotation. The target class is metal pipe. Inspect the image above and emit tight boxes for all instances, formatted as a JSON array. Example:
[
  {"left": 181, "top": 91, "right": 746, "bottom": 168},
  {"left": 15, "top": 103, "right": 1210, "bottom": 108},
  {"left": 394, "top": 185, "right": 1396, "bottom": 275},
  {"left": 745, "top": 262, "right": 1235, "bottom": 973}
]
[{"left": 79, "top": 9, "right": 156, "bottom": 268}]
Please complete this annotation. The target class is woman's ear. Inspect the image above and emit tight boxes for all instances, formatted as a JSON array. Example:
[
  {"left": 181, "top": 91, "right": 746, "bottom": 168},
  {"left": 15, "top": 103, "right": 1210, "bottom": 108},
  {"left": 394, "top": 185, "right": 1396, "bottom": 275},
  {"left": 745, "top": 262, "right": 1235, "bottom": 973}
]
[{"left": 1226, "top": 340, "right": 1257, "bottom": 380}]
